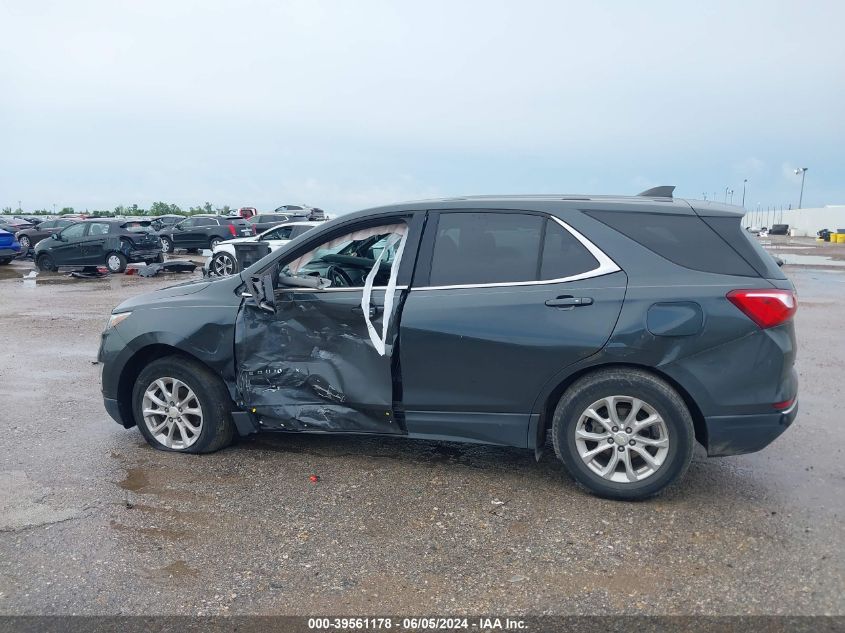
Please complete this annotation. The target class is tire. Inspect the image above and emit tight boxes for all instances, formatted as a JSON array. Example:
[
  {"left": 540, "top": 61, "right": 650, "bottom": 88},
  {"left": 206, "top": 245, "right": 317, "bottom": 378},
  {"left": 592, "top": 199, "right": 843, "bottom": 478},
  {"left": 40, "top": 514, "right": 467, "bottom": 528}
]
[
  {"left": 131, "top": 355, "right": 235, "bottom": 454},
  {"left": 105, "top": 251, "right": 127, "bottom": 273},
  {"left": 18, "top": 235, "right": 31, "bottom": 250},
  {"left": 552, "top": 368, "right": 694, "bottom": 500},
  {"left": 209, "top": 252, "right": 237, "bottom": 277},
  {"left": 209, "top": 237, "right": 222, "bottom": 249},
  {"left": 36, "top": 253, "right": 57, "bottom": 272},
  {"left": 0, "top": 258, "right": 11, "bottom": 265},
  {"left": 160, "top": 236, "right": 173, "bottom": 254}
]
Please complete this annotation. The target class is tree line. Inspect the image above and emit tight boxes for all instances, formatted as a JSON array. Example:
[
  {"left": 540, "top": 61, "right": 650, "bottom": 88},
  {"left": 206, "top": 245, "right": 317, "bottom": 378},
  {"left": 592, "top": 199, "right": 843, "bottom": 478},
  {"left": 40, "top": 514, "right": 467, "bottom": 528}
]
[{"left": 1, "top": 202, "right": 233, "bottom": 217}]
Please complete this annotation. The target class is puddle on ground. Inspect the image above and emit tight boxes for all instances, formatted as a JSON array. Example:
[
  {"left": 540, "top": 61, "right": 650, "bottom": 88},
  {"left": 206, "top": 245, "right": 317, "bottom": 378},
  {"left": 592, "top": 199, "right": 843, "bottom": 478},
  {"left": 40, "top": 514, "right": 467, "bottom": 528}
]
[{"left": 118, "top": 467, "right": 151, "bottom": 492}]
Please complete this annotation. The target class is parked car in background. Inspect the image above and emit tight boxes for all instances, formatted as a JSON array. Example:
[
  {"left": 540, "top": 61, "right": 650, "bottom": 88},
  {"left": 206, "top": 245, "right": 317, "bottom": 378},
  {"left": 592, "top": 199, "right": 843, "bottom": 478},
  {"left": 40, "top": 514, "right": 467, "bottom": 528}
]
[
  {"left": 0, "top": 217, "right": 34, "bottom": 234},
  {"left": 99, "top": 189, "right": 797, "bottom": 500},
  {"left": 246, "top": 212, "right": 294, "bottom": 233},
  {"left": 158, "top": 215, "right": 255, "bottom": 254},
  {"left": 150, "top": 215, "right": 185, "bottom": 232},
  {"left": 0, "top": 229, "right": 22, "bottom": 264},
  {"left": 237, "top": 207, "right": 257, "bottom": 219},
  {"left": 15, "top": 216, "right": 44, "bottom": 225},
  {"left": 34, "top": 219, "right": 163, "bottom": 273},
  {"left": 15, "top": 218, "right": 79, "bottom": 250},
  {"left": 272, "top": 204, "right": 327, "bottom": 222},
  {"left": 768, "top": 224, "right": 789, "bottom": 236},
  {"left": 206, "top": 221, "right": 320, "bottom": 276}
]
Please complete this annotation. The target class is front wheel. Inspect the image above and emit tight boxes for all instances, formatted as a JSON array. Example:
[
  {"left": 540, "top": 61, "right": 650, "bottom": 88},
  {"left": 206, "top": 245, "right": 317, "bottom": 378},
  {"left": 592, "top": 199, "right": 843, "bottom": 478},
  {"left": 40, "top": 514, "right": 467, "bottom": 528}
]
[
  {"left": 131, "top": 355, "right": 235, "bottom": 453},
  {"left": 36, "top": 253, "right": 57, "bottom": 272},
  {"left": 552, "top": 368, "right": 694, "bottom": 500},
  {"left": 209, "top": 252, "right": 237, "bottom": 276},
  {"left": 0, "top": 258, "right": 11, "bottom": 265},
  {"left": 209, "top": 237, "right": 222, "bottom": 249},
  {"left": 18, "top": 235, "right": 31, "bottom": 250},
  {"left": 160, "top": 236, "right": 173, "bottom": 253}
]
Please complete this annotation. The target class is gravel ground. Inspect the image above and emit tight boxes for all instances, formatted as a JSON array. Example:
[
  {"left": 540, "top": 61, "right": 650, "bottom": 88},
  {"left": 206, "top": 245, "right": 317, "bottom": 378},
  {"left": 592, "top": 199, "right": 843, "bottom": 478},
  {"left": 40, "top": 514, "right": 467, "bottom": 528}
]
[{"left": 0, "top": 255, "right": 843, "bottom": 616}]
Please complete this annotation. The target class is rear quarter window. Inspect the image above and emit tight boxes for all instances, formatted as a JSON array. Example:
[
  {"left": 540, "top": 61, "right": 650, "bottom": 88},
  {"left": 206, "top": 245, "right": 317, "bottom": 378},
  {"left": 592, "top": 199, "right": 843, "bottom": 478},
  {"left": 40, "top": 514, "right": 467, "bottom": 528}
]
[{"left": 584, "top": 210, "right": 758, "bottom": 277}]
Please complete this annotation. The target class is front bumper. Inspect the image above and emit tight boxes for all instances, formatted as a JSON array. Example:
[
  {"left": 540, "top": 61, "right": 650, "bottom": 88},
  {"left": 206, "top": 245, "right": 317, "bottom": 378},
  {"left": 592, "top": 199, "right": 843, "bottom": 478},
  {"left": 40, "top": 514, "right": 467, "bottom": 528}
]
[{"left": 705, "top": 400, "right": 798, "bottom": 456}]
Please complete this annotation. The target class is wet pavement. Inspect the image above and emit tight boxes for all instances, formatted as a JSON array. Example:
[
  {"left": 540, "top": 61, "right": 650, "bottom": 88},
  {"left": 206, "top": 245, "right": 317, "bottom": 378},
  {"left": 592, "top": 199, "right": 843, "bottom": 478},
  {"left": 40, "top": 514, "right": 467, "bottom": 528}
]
[{"left": 0, "top": 256, "right": 843, "bottom": 616}]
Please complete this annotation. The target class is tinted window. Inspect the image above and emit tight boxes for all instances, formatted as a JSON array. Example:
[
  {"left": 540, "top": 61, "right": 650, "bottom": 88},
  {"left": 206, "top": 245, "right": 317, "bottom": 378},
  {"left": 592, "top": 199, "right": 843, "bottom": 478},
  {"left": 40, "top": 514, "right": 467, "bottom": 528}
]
[
  {"left": 584, "top": 210, "right": 758, "bottom": 277},
  {"left": 39, "top": 220, "right": 56, "bottom": 229},
  {"left": 429, "top": 212, "right": 543, "bottom": 286},
  {"left": 61, "top": 223, "right": 87, "bottom": 239},
  {"left": 177, "top": 218, "right": 195, "bottom": 228},
  {"left": 291, "top": 224, "right": 315, "bottom": 238},
  {"left": 57, "top": 220, "right": 75, "bottom": 228},
  {"left": 540, "top": 220, "right": 599, "bottom": 279},
  {"left": 88, "top": 222, "right": 111, "bottom": 236},
  {"left": 265, "top": 226, "right": 293, "bottom": 240},
  {"left": 702, "top": 216, "right": 786, "bottom": 280}
]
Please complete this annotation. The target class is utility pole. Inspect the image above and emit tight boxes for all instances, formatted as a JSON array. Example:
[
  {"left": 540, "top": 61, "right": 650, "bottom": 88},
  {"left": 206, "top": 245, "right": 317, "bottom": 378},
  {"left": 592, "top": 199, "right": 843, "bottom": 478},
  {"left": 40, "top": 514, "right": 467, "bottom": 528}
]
[
  {"left": 741, "top": 179, "right": 747, "bottom": 208},
  {"left": 794, "top": 167, "right": 808, "bottom": 208}
]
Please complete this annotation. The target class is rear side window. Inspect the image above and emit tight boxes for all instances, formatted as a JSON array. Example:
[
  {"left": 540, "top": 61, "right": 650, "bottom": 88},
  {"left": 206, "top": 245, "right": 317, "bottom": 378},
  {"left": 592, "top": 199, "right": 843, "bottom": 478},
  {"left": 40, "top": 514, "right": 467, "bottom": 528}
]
[
  {"left": 584, "top": 210, "right": 758, "bottom": 277},
  {"left": 429, "top": 212, "right": 543, "bottom": 286},
  {"left": 427, "top": 212, "right": 601, "bottom": 287},
  {"left": 541, "top": 220, "right": 599, "bottom": 279}
]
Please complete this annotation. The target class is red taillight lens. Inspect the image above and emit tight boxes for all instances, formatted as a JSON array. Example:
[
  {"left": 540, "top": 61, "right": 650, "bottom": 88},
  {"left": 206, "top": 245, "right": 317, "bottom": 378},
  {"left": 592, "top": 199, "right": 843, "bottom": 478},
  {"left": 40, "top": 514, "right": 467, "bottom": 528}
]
[
  {"left": 727, "top": 289, "right": 797, "bottom": 329},
  {"left": 773, "top": 397, "right": 795, "bottom": 411},
  {"left": 228, "top": 224, "right": 237, "bottom": 236}
]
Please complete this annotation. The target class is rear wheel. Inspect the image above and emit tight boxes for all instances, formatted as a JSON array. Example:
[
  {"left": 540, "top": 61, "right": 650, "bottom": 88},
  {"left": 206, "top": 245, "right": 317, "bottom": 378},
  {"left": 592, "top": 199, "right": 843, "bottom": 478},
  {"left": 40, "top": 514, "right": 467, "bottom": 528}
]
[
  {"left": 160, "top": 236, "right": 173, "bottom": 253},
  {"left": 36, "top": 253, "right": 57, "bottom": 272},
  {"left": 132, "top": 356, "right": 235, "bottom": 453},
  {"left": 105, "top": 252, "right": 127, "bottom": 273},
  {"left": 0, "top": 258, "right": 11, "bottom": 265},
  {"left": 18, "top": 235, "right": 31, "bottom": 250},
  {"left": 552, "top": 368, "right": 694, "bottom": 500},
  {"left": 210, "top": 252, "right": 237, "bottom": 276},
  {"left": 209, "top": 237, "right": 222, "bottom": 249}
]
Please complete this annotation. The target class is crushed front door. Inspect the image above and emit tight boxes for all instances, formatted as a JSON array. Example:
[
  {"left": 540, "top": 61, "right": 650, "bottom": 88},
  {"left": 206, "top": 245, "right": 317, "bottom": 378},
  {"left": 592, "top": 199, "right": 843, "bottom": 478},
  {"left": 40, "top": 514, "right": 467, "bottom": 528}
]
[{"left": 234, "top": 221, "right": 414, "bottom": 434}]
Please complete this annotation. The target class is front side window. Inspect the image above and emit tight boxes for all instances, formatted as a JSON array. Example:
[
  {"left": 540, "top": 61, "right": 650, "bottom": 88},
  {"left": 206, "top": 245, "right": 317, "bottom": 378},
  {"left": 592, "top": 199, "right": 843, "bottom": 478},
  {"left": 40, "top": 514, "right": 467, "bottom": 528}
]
[
  {"left": 428, "top": 211, "right": 601, "bottom": 287},
  {"left": 194, "top": 217, "right": 216, "bottom": 227},
  {"left": 60, "top": 223, "right": 87, "bottom": 239},
  {"left": 284, "top": 222, "right": 407, "bottom": 289},
  {"left": 265, "top": 226, "right": 293, "bottom": 240}
]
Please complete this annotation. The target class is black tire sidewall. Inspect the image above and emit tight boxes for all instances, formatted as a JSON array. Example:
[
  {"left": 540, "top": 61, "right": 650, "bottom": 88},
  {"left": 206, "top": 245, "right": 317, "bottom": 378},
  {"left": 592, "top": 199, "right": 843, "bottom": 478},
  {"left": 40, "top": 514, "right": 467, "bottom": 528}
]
[
  {"left": 37, "top": 254, "right": 55, "bottom": 272},
  {"left": 131, "top": 357, "right": 233, "bottom": 454},
  {"left": 209, "top": 238, "right": 221, "bottom": 249},
  {"left": 553, "top": 371, "right": 694, "bottom": 500}
]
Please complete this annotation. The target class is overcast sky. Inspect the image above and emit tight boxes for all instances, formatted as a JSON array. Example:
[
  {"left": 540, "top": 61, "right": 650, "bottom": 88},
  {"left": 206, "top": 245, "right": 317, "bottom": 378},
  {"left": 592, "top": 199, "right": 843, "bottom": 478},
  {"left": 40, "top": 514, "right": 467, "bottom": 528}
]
[{"left": 1, "top": 0, "right": 843, "bottom": 214}]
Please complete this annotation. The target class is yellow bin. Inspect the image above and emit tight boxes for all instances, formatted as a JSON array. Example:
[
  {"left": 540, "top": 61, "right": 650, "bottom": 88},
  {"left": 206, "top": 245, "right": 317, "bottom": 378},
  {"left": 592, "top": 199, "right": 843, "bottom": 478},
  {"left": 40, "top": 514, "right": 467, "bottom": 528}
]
[{"left": 835, "top": 234, "right": 845, "bottom": 243}]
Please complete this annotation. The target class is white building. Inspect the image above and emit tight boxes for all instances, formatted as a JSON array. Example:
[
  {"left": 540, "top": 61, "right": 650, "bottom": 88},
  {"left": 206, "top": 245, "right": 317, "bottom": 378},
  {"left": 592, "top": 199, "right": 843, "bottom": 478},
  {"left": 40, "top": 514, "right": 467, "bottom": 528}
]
[{"left": 741, "top": 205, "right": 845, "bottom": 236}]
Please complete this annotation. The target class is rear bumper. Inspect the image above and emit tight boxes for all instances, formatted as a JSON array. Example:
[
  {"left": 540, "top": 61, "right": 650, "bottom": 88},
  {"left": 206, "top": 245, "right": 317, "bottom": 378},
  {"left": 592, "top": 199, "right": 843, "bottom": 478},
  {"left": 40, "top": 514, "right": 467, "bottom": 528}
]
[
  {"left": 126, "top": 247, "right": 162, "bottom": 262},
  {"left": 705, "top": 400, "right": 798, "bottom": 456},
  {"left": 0, "top": 246, "right": 21, "bottom": 257}
]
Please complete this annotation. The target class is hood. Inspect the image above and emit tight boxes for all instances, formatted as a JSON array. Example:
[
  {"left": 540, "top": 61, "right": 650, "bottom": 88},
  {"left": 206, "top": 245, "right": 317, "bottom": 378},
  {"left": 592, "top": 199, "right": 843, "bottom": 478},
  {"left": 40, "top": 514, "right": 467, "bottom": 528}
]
[{"left": 113, "top": 279, "right": 212, "bottom": 312}]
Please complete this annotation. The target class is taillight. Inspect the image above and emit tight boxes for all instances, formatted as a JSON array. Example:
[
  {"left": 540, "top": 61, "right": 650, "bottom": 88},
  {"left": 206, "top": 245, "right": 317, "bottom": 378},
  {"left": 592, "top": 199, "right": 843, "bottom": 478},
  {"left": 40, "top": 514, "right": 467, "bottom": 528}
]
[
  {"left": 727, "top": 289, "right": 797, "bottom": 329},
  {"left": 228, "top": 224, "right": 237, "bottom": 236}
]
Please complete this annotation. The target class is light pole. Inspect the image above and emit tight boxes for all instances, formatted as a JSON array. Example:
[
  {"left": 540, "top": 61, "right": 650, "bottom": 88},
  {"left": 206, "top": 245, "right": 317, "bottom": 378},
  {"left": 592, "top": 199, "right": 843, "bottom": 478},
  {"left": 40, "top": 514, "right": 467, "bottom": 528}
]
[
  {"left": 741, "top": 179, "right": 747, "bottom": 208},
  {"left": 728, "top": 189, "right": 734, "bottom": 204},
  {"left": 794, "top": 167, "right": 808, "bottom": 208},
  {"left": 724, "top": 187, "right": 729, "bottom": 203}
]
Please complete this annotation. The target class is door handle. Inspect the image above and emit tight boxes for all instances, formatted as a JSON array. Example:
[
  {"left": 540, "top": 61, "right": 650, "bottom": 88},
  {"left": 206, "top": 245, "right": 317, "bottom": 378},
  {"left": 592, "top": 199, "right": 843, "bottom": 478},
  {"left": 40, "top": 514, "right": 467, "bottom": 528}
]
[
  {"left": 545, "top": 296, "right": 594, "bottom": 308},
  {"left": 352, "top": 305, "right": 381, "bottom": 318}
]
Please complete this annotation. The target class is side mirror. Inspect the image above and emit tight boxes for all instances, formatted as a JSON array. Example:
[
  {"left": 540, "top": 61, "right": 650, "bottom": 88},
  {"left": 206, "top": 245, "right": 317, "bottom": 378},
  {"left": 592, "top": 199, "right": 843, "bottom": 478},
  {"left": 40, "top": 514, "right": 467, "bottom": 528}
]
[
  {"left": 246, "top": 272, "right": 277, "bottom": 313},
  {"left": 51, "top": 233, "right": 61, "bottom": 241}
]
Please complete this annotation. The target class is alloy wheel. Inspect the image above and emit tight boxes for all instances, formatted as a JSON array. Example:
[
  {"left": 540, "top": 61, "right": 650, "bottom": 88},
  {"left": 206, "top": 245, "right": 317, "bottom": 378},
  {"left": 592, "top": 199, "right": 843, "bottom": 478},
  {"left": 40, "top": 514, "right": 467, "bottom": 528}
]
[
  {"left": 19, "top": 236, "right": 31, "bottom": 250},
  {"left": 574, "top": 395, "right": 669, "bottom": 483},
  {"left": 141, "top": 377, "right": 204, "bottom": 450},
  {"left": 211, "top": 253, "right": 235, "bottom": 276}
]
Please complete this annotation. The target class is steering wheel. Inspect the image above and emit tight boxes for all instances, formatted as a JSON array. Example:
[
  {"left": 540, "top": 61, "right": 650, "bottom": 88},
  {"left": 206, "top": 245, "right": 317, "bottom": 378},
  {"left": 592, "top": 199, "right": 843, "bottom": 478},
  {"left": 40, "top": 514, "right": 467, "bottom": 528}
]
[{"left": 326, "top": 265, "right": 354, "bottom": 288}]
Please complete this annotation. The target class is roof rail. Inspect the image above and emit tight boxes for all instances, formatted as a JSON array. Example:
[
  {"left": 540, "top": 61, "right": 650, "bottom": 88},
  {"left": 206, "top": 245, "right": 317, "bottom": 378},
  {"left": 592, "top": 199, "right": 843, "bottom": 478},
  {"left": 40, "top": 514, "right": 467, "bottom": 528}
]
[{"left": 637, "top": 185, "right": 675, "bottom": 198}]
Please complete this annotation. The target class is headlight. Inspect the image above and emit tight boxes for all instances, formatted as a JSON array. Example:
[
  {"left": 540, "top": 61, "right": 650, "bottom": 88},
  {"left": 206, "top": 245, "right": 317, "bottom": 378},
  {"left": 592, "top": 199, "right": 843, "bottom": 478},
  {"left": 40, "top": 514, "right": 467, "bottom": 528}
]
[{"left": 106, "top": 312, "right": 132, "bottom": 330}]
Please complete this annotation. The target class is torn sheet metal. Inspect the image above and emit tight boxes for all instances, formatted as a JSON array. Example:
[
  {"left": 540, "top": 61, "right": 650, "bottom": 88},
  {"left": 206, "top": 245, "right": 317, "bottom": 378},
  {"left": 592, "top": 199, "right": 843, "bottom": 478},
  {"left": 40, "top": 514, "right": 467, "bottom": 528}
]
[
  {"left": 234, "top": 287, "right": 402, "bottom": 434},
  {"left": 137, "top": 260, "right": 197, "bottom": 277}
]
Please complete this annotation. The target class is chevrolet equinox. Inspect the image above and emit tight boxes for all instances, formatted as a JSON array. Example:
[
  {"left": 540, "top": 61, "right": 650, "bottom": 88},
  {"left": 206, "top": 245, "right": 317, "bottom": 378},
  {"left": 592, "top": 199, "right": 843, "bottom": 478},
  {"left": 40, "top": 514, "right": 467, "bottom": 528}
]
[{"left": 99, "top": 188, "right": 798, "bottom": 499}]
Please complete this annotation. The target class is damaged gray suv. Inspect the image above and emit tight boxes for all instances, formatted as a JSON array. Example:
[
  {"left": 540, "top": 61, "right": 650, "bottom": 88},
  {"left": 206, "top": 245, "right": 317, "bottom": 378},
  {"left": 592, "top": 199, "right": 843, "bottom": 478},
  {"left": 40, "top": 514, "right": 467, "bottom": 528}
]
[{"left": 99, "top": 188, "right": 798, "bottom": 499}]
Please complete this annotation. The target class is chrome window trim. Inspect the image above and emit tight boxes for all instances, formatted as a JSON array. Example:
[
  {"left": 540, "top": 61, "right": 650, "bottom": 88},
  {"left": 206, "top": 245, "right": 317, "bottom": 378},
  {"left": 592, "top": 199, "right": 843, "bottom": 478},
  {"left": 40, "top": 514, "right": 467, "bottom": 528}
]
[
  {"left": 284, "top": 285, "right": 409, "bottom": 294},
  {"left": 414, "top": 215, "right": 620, "bottom": 291}
]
